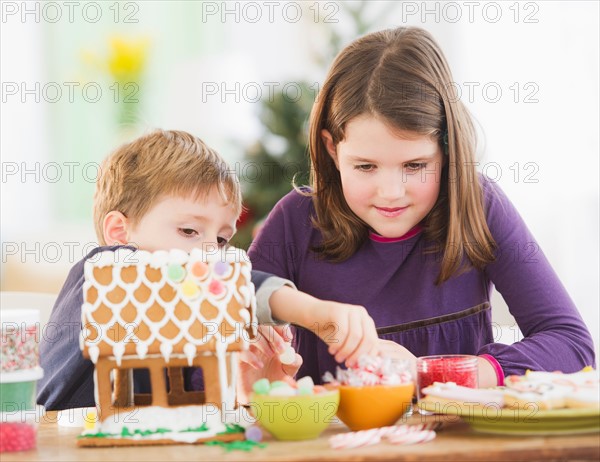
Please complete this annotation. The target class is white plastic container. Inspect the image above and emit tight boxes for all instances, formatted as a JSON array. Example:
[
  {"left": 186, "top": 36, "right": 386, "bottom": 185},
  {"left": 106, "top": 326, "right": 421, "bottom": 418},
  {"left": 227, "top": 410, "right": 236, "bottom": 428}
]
[{"left": 1, "top": 309, "right": 43, "bottom": 452}]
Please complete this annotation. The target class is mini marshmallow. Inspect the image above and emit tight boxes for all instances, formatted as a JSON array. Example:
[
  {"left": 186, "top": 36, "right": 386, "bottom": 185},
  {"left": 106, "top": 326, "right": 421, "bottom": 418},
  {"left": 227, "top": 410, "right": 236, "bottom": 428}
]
[{"left": 279, "top": 344, "right": 296, "bottom": 365}]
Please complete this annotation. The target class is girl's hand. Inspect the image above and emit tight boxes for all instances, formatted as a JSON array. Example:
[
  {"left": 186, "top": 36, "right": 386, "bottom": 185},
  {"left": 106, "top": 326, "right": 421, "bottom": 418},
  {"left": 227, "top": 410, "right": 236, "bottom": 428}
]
[
  {"left": 267, "top": 286, "right": 379, "bottom": 367},
  {"left": 237, "top": 324, "right": 302, "bottom": 405},
  {"left": 307, "top": 300, "right": 379, "bottom": 367},
  {"left": 376, "top": 339, "right": 418, "bottom": 380}
]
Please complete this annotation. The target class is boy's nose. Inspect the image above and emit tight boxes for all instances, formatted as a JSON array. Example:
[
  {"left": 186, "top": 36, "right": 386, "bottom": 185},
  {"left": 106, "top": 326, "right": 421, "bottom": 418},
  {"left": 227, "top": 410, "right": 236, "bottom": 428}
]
[
  {"left": 196, "top": 233, "right": 220, "bottom": 253},
  {"left": 203, "top": 233, "right": 219, "bottom": 247}
]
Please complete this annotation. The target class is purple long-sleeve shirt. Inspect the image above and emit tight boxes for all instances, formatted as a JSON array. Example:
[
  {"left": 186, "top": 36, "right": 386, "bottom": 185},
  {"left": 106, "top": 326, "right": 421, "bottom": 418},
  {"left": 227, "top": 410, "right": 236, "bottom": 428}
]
[{"left": 249, "top": 176, "right": 595, "bottom": 384}]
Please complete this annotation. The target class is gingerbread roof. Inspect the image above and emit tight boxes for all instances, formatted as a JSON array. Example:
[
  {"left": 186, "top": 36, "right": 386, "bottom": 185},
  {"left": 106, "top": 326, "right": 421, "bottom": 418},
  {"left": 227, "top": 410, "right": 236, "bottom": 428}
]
[{"left": 80, "top": 248, "right": 256, "bottom": 365}]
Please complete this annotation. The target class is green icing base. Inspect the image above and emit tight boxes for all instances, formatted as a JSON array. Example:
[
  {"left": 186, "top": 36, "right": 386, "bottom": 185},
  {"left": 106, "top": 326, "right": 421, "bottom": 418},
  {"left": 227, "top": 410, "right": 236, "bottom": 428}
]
[
  {"left": 217, "top": 423, "right": 245, "bottom": 435},
  {"left": 79, "top": 423, "right": 213, "bottom": 439},
  {"left": 79, "top": 423, "right": 248, "bottom": 442},
  {"left": 206, "top": 440, "right": 267, "bottom": 452}
]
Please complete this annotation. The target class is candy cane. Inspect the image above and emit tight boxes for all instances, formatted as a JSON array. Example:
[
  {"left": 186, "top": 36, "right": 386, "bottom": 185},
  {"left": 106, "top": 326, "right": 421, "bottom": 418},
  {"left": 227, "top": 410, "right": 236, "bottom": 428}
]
[
  {"left": 329, "top": 428, "right": 386, "bottom": 449},
  {"left": 387, "top": 430, "right": 436, "bottom": 445},
  {"left": 329, "top": 425, "right": 437, "bottom": 450}
]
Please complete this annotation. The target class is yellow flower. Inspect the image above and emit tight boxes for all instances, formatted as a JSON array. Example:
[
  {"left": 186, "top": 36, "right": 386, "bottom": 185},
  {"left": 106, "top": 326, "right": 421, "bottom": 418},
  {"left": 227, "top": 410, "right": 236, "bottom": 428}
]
[{"left": 107, "top": 36, "right": 150, "bottom": 84}]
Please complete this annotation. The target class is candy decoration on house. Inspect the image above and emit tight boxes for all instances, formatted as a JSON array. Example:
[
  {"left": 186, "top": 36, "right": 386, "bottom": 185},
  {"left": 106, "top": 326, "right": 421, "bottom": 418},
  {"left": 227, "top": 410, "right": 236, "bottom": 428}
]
[{"left": 78, "top": 247, "right": 256, "bottom": 447}]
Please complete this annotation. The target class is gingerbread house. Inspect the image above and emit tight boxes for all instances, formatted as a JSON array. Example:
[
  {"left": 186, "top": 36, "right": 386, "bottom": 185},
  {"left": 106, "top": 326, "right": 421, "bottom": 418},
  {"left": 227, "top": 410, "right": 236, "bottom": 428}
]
[{"left": 78, "top": 247, "right": 256, "bottom": 446}]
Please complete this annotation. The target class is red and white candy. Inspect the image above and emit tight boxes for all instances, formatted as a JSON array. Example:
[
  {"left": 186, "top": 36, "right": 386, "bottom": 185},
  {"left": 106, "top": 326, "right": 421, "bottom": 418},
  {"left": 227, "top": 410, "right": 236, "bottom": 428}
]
[
  {"left": 323, "top": 355, "right": 412, "bottom": 387},
  {"left": 329, "top": 424, "right": 436, "bottom": 449}
]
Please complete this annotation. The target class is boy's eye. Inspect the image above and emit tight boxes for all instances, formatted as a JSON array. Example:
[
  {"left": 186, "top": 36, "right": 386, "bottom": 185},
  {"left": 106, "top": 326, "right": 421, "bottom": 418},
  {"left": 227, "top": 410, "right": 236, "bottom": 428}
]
[
  {"left": 354, "top": 164, "right": 375, "bottom": 172},
  {"left": 179, "top": 228, "right": 198, "bottom": 237},
  {"left": 405, "top": 162, "right": 427, "bottom": 172}
]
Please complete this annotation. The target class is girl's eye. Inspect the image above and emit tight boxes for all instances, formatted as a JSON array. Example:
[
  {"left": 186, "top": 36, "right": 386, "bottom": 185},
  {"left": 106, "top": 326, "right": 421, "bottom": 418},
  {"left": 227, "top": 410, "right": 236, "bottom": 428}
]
[
  {"left": 179, "top": 228, "right": 198, "bottom": 237},
  {"left": 354, "top": 164, "right": 375, "bottom": 172},
  {"left": 405, "top": 162, "right": 427, "bottom": 172},
  {"left": 217, "top": 237, "right": 229, "bottom": 247}
]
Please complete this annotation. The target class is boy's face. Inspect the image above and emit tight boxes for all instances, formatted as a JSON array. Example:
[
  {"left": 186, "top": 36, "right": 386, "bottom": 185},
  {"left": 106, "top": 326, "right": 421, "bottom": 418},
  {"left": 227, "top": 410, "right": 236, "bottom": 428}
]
[{"left": 126, "top": 187, "right": 238, "bottom": 253}]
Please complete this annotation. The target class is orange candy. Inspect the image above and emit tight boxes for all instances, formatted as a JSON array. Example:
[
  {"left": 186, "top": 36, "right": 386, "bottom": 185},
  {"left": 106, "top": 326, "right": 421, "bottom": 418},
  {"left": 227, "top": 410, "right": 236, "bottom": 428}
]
[{"left": 191, "top": 261, "right": 209, "bottom": 279}]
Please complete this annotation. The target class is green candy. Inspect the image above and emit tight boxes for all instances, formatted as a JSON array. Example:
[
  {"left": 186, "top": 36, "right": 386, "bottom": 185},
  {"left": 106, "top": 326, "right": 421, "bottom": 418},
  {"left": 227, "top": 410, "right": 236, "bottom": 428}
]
[
  {"left": 166, "top": 264, "right": 186, "bottom": 282},
  {"left": 269, "top": 380, "right": 287, "bottom": 390},
  {"left": 252, "top": 378, "right": 270, "bottom": 395},
  {"left": 297, "top": 386, "right": 313, "bottom": 396}
]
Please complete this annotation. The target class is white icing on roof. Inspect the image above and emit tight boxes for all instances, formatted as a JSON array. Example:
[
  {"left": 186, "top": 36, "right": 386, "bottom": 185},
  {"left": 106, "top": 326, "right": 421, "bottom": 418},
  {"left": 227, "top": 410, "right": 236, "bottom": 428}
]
[{"left": 80, "top": 247, "right": 256, "bottom": 363}]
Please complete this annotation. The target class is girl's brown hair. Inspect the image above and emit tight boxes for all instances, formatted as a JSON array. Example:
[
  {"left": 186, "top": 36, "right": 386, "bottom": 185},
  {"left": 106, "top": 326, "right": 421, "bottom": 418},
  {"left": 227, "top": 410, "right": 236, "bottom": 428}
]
[
  {"left": 94, "top": 129, "right": 241, "bottom": 245},
  {"left": 306, "top": 27, "right": 496, "bottom": 283}
]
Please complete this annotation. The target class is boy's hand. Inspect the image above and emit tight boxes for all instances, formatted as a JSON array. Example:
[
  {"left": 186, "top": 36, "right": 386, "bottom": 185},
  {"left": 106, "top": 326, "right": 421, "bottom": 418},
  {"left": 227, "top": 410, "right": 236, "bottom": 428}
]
[
  {"left": 237, "top": 325, "right": 302, "bottom": 405},
  {"left": 306, "top": 300, "right": 379, "bottom": 367}
]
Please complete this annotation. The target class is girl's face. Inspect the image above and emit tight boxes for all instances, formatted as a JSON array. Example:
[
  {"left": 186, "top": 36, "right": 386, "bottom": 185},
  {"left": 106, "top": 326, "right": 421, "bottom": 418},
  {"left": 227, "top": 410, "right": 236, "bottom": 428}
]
[{"left": 322, "top": 114, "right": 444, "bottom": 238}]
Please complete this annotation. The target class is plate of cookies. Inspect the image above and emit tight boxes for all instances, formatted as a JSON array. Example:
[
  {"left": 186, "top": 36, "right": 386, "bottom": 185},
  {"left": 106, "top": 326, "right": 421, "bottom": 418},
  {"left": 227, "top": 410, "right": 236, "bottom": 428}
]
[{"left": 417, "top": 368, "right": 600, "bottom": 435}]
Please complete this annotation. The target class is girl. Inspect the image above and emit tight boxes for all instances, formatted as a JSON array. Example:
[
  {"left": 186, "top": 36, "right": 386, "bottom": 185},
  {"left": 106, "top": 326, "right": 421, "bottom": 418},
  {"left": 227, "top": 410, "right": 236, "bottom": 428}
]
[{"left": 249, "top": 27, "right": 595, "bottom": 388}]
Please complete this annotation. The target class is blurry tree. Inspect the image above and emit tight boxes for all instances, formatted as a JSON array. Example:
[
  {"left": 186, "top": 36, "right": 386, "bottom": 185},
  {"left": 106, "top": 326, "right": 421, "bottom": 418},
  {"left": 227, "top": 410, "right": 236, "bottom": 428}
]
[{"left": 232, "top": 1, "right": 398, "bottom": 249}]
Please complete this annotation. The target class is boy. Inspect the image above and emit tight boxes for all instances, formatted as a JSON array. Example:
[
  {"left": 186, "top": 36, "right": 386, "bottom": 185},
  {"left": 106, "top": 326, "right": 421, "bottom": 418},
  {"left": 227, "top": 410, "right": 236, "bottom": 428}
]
[{"left": 38, "top": 129, "right": 378, "bottom": 410}]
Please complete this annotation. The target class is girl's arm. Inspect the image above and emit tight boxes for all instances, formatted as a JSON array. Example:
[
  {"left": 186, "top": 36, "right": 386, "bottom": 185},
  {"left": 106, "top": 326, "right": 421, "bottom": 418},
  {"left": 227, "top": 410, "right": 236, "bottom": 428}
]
[
  {"left": 479, "top": 178, "right": 595, "bottom": 376},
  {"left": 249, "top": 191, "right": 379, "bottom": 366}
]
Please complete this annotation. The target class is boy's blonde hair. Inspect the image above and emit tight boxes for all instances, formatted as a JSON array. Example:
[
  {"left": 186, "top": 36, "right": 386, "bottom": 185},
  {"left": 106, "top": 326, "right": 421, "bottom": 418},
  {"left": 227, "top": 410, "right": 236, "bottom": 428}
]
[
  {"left": 94, "top": 129, "right": 241, "bottom": 245},
  {"left": 307, "top": 27, "right": 496, "bottom": 284}
]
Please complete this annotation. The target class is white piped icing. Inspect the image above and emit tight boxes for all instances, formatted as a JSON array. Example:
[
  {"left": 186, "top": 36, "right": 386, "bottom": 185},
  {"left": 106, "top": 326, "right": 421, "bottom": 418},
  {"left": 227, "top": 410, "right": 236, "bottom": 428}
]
[
  {"left": 98, "top": 404, "right": 224, "bottom": 435},
  {"left": 88, "top": 346, "right": 100, "bottom": 364},
  {"left": 80, "top": 247, "right": 255, "bottom": 363},
  {"left": 82, "top": 405, "right": 256, "bottom": 443},
  {"left": 227, "top": 352, "right": 239, "bottom": 411},
  {"left": 216, "top": 341, "right": 228, "bottom": 411},
  {"left": 136, "top": 342, "right": 148, "bottom": 360},
  {"left": 93, "top": 368, "right": 99, "bottom": 408},
  {"left": 184, "top": 343, "right": 196, "bottom": 366},
  {"left": 113, "top": 343, "right": 125, "bottom": 367},
  {"left": 88, "top": 246, "right": 250, "bottom": 268},
  {"left": 239, "top": 308, "right": 250, "bottom": 324},
  {"left": 150, "top": 250, "right": 169, "bottom": 268},
  {"left": 80, "top": 246, "right": 256, "bottom": 431},
  {"left": 160, "top": 342, "right": 173, "bottom": 363}
]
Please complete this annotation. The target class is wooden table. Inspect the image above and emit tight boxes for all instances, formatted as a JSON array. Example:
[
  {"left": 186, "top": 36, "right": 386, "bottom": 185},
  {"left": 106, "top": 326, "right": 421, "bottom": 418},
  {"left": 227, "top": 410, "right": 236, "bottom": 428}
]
[{"left": 3, "top": 411, "right": 599, "bottom": 461}]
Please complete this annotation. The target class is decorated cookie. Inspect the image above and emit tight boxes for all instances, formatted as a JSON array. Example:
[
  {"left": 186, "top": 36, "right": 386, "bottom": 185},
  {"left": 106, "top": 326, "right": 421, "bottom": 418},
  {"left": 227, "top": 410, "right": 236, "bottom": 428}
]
[
  {"left": 504, "top": 368, "right": 599, "bottom": 410},
  {"left": 420, "top": 382, "right": 505, "bottom": 408}
]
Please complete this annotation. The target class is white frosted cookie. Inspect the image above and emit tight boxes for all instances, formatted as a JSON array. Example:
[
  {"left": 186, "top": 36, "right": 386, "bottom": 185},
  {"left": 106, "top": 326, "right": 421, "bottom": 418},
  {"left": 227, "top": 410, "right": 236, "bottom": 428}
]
[
  {"left": 503, "top": 382, "right": 567, "bottom": 410},
  {"left": 566, "top": 390, "right": 600, "bottom": 409},
  {"left": 419, "top": 382, "right": 505, "bottom": 409},
  {"left": 504, "top": 369, "right": 599, "bottom": 410}
]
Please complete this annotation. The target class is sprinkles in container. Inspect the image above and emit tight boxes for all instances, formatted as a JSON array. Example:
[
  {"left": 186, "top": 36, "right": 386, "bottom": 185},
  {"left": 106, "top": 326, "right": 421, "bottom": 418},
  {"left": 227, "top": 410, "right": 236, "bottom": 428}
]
[
  {"left": 1, "top": 309, "right": 44, "bottom": 453},
  {"left": 416, "top": 354, "right": 478, "bottom": 401}
]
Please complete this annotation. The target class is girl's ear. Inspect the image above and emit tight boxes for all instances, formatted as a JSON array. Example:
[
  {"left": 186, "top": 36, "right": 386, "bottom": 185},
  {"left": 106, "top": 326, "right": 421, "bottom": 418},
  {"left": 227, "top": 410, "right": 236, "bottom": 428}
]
[
  {"left": 321, "top": 129, "right": 339, "bottom": 168},
  {"left": 103, "top": 211, "right": 129, "bottom": 246}
]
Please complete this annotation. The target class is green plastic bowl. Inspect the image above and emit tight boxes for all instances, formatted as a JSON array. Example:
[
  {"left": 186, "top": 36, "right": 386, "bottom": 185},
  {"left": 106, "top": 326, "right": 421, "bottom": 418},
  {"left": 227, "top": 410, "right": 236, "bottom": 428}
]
[{"left": 250, "top": 390, "right": 340, "bottom": 440}]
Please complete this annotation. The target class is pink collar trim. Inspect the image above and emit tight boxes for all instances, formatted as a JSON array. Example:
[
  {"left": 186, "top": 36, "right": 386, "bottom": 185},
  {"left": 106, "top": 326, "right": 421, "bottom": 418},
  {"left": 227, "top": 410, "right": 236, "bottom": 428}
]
[{"left": 369, "top": 225, "right": 423, "bottom": 243}]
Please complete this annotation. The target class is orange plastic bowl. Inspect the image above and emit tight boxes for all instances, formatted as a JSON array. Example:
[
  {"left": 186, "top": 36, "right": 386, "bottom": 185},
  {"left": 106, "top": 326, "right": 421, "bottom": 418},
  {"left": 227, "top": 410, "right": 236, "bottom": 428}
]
[{"left": 336, "top": 383, "right": 415, "bottom": 431}]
